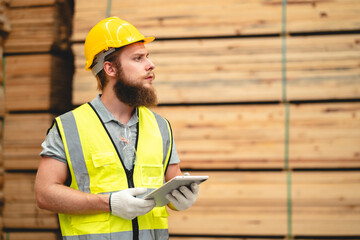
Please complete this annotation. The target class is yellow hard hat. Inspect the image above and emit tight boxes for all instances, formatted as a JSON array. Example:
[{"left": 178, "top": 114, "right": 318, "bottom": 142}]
[{"left": 84, "top": 17, "right": 154, "bottom": 74}]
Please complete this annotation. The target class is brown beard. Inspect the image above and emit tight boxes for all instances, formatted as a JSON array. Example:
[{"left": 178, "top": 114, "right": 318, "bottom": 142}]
[{"left": 113, "top": 65, "right": 158, "bottom": 108}]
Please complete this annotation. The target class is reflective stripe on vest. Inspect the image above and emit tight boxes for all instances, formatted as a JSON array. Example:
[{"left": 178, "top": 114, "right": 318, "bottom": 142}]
[
  {"left": 55, "top": 103, "right": 172, "bottom": 239},
  {"left": 62, "top": 229, "right": 169, "bottom": 240}
]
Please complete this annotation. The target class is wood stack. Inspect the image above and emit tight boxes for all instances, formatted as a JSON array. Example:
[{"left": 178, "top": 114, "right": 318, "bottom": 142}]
[
  {"left": 0, "top": 0, "right": 10, "bottom": 237},
  {"left": 1, "top": 0, "right": 357, "bottom": 239},
  {"left": 71, "top": 0, "right": 360, "bottom": 238},
  {"left": 4, "top": 0, "right": 74, "bottom": 112},
  {"left": 2, "top": 0, "right": 74, "bottom": 237}
]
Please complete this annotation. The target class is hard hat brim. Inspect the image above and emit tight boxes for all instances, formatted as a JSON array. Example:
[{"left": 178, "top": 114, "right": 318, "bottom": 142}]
[{"left": 143, "top": 36, "right": 155, "bottom": 44}]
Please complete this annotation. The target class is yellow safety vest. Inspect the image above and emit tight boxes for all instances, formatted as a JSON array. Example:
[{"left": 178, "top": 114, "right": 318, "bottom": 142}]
[{"left": 54, "top": 103, "right": 173, "bottom": 240}]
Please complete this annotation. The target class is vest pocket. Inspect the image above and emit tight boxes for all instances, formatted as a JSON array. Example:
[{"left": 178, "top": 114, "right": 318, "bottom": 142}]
[
  {"left": 89, "top": 152, "right": 125, "bottom": 193},
  {"left": 70, "top": 212, "right": 111, "bottom": 235},
  {"left": 138, "top": 164, "right": 164, "bottom": 187}
]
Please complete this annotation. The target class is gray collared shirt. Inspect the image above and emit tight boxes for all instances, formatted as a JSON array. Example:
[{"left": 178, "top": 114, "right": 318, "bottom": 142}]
[{"left": 40, "top": 95, "right": 180, "bottom": 170}]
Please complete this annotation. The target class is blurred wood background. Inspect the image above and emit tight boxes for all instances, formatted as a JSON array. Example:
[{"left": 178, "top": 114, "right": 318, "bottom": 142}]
[{"left": 0, "top": 0, "right": 359, "bottom": 239}]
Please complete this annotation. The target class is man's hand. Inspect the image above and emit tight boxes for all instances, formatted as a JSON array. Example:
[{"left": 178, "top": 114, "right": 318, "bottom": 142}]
[
  {"left": 165, "top": 183, "right": 199, "bottom": 211},
  {"left": 110, "top": 188, "right": 156, "bottom": 220}
]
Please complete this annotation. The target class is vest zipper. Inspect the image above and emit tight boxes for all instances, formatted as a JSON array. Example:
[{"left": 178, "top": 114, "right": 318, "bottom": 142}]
[
  {"left": 126, "top": 168, "right": 139, "bottom": 240},
  {"left": 88, "top": 103, "right": 141, "bottom": 239}
]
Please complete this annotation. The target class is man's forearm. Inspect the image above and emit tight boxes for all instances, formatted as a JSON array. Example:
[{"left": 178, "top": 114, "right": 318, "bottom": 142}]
[{"left": 36, "top": 182, "right": 110, "bottom": 214}]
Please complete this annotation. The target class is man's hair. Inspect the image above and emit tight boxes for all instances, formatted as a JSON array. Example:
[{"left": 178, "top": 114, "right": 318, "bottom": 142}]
[{"left": 94, "top": 49, "right": 122, "bottom": 91}]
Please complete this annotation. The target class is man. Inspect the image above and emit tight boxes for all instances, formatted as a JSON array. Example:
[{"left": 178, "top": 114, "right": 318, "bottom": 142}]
[{"left": 35, "top": 17, "right": 200, "bottom": 240}]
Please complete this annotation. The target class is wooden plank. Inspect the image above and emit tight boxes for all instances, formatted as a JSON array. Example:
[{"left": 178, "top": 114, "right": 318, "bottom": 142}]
[
  {"left": 292, "top": 171, "right": 360, "bottom": 235},
  {"left": 9, "top": 0, "right": 57, "bottom": 7},
  {"left": 73, "top": 0, "right": 283, "bottom": 41},
  {"left": 289, "top": 103, "right": 360, "bottom": 168},
  {"left": 155, "top": 105, "right": 286, "bottom": 169},
  {"left": 3, "top": 113, "right": 54, "bottom": 170},
  {"left": 168, "top": 171, "right": 287, "bottom": 236},
  {"left": 286, "top": 34, "right": 360, "bottom": 101},
  {"left": 3, "top": 173, "right": 58, "bottom": 229},
  {"left": 0, "top": 86, "right": 4, "bottom": 116},
  {"left": 5, "top": 53, "right": 73, "bottom": 112},
  {"left": 4, "top": 3, "right": 72, "bottom": 53},
  {"left": 3, "top": 232, "right": 59, "bottom": 240},
  {"left": 72, "top": 37, "right": 283, "bottom": 105},
  {"left": 287, "top": 0, "right": 360, "bottom": 33}
]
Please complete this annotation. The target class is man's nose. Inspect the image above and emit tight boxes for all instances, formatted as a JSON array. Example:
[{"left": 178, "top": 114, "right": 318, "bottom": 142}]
[{"left": 146, "top": 58, "right": 155, "bottom": 71}]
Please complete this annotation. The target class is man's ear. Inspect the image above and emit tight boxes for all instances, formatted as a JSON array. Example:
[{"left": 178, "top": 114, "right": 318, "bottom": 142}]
[{"left": 103, "top": 61, "right": 116, "bottom": 77}]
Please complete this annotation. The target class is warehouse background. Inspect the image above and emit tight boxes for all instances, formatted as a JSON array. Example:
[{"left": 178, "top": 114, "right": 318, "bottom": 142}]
[{"left": 0, "top": 0, "right": 359, "bottom": 239}]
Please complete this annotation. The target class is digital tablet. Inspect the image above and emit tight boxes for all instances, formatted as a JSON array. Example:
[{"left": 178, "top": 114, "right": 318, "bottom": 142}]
[{"left": 142, "top": 175, "right": 209, "bottom": 207}]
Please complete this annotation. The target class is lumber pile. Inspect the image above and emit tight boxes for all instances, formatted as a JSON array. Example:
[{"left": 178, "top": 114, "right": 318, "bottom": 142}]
[
  {"left": 4, "top": 0, "right": 74, "bottom": 112},
  {"left": 1, "top": 0, "right": 74, "bottom": 237},
  {"left": 168, "top": 171, "right": 360, "bottom": 236},
  {"left": 3, "top": 173, "right": 58, "bottom": 229},
  {"left": 73, "top": 34, "right": 360, "bottom": 105},
  {"left": 0, "top": 0, "right": 357, "bottom": 239},
  {"left": 4, "top": 0, "right": 73, "bottom": 53},
  {"left": 3, "top": 171, "right": 359, "bottom": 236},
  {"left": 154, "top": 102, "right": 360, "bottom": 169},
  {"left": 3, "top": 114, "right": 54, "bottom": 170},
  {"left": 0, "top": 0, "right": 10, "bottom": 237},
  {"left": 5, "top": 53, "right": 73, "bottom": 112},
  {"left": 69, "top": 0, "right": 360, "bottom": 238}
]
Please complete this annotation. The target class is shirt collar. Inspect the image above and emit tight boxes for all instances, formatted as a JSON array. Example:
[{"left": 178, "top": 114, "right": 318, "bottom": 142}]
[{"left": 90, "top": 95, "right": 139, "bottom": 126}]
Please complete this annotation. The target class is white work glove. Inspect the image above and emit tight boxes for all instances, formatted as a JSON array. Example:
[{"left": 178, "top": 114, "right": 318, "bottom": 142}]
[
  {"left": 165, "top": 183, "right": 199, "bottom": 211},
  {"left": 109, "top": 188, "right": 156, "bottom": 220}
]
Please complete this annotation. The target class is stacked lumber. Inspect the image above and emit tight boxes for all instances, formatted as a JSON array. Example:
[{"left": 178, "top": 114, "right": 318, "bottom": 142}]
[
  {"left": 5, "top": 52, "right": 73, "bottom": 112},
  {"left": 4, "top": 0, "right": 74, "bottom": 112},
  {"left": 1, "top": 0, "right": 74, "bottom": 237},
  {"left": 168, "top": 171, "right": 360, "bottom": 236},
  {"left": 0, "top": 0, "right": 10, "bottom": 236},
  {"left": 73, "top": 34, "right": 360, "bottom": 105},
  {"left": 72, "top": 0, "right": 360, "bottom": 41},
  {"left": 4, "top": 0, "right": 73, "bottom": 53},
  {"left": 3, "top": 173, "right": 58, "bottom": 229},
  {"left": 71, "top": 0, "right": 360, "bottom": 239},
  {"left": 291, "top": 171, "right": 360, "bottom": 236},
  {"left": 154, "top": 102, "right": 360, "bottom": 169},
  {"left": 3, "top": 113, "right": 54, "bottom": 170},
  {"left": 286, "top": 34, "right": 360, "bottom": 101}
]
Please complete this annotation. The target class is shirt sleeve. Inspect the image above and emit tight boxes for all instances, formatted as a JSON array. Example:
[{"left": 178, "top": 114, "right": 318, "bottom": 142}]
[
  {"left": 40, "top": 123, "right": 67, "bottom": 164},
  {"left": 168, "top": 136, "right": 180, "bottom": 165}
]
